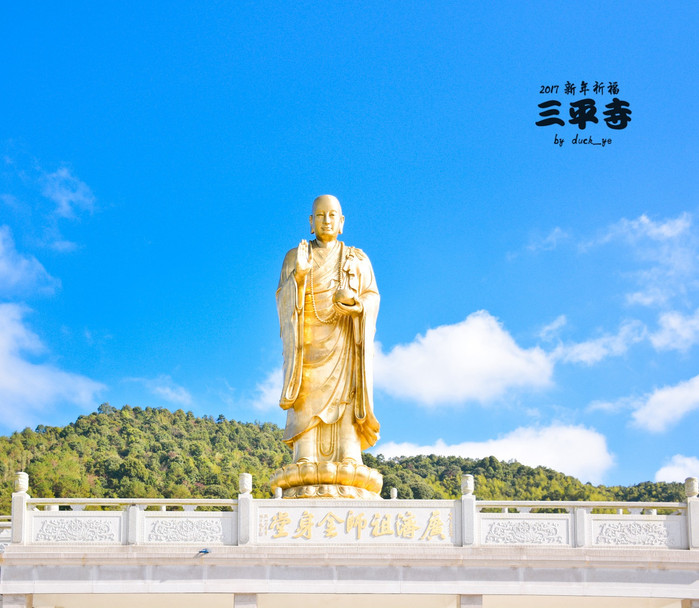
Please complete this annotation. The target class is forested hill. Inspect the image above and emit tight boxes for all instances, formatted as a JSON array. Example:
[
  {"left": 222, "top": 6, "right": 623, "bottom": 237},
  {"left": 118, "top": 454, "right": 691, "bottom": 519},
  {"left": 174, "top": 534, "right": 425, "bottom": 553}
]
[{"left": 0, "top": 404, "right": 684, "bottom": 513}]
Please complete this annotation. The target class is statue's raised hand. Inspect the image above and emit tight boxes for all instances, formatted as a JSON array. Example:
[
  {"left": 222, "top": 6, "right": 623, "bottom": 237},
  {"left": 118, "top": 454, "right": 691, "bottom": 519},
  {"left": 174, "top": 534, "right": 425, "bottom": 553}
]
[{"left": 295, "top": 239, "right": 311, "bottom": 278}]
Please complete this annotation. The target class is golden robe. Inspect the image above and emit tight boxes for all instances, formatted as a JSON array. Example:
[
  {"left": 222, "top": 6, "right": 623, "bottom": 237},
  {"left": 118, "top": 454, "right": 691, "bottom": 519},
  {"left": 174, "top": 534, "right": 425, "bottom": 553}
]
[{"left": 277, "top": 240, "right": 380, "bottom": 458}]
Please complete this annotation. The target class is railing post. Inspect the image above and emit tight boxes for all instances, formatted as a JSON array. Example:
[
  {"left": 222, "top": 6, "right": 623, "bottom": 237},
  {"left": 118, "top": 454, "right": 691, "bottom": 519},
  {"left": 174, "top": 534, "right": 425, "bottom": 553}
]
[
  {"left": 11, "top": 472, "right": 29, "bottom": 545},
  {"left": 573, "top": 506, "right": 589, "bottom": 547},
  {"left": 685, "top": 477, "right": 698, "bottom": 550},
  {"left": 127, "top": 504, "right": 144, "bottom": 545},
  {"left": 461, "top": 474, "right": 476, "bottom": 546},
  {"left": 237, "top": 473, "right": 254, "bottom": 545}
]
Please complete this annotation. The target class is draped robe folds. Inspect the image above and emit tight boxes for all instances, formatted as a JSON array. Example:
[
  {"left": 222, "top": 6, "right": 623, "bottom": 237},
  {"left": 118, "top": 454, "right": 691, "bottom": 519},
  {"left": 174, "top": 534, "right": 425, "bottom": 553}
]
[{"left": 277, "top": 240, "right": 380, "bottom": 457}]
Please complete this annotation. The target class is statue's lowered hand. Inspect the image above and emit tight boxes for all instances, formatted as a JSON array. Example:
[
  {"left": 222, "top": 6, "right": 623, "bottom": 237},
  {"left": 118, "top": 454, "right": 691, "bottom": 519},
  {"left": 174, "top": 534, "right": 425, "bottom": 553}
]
[
  {"left": 333, "top": 289, "right": 362, "bottom": 316},
  {"left": 333, "top": 288, "right": 356, "bottom": 306}
]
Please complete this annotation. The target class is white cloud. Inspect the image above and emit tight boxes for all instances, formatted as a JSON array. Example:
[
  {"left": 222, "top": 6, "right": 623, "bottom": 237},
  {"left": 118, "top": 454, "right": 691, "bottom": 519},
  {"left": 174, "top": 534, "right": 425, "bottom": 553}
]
[
  {"left": 508, "top": 227, "right": 569, "bottom": 260},
  {"left": 632, "top": 374, "right": 699, "bottom": 432},
  {"left": 585, "top": 212, "right": 698, "bottom": 307},
  {"left": 374, "top": 311, "right": 552, "bottom": 406},
  {"left": 251, "top": 366, "right": 283, "bottom": 411},
  {"left": 48, "top": 239, "right": 79, "bottom": 253},
  {"left": 587, "top": 395, "right": 637, "bottom": 414},
  {"left": 41, "top": 167, "right": 95, "bottom": 219},
  {"left": 0, "top": 303, "right": 105, "bottom": 429},
  {"left": 0, "top": 193, "right": 21, "bottom": 210},
  {"left": 152, "top": 383, "right": 192, "bottom": 405},
  {"left": 0, "top": 225, "right": 59, "bottom": 296},
  {"left": 655, "top": 455, "right": 699, "bottom": 483},
  {"left": 588, "top": 213, "right": 692, "bottom": 247},
  {"left": 3, "top": 156, "right": 97, "bottom": 251},
  {"left": 553, "top": 320, "right": 646, "bottom": 365},
  {"left": 527, "top": 227, "right": 569, "bottom": 252},
  {"left": 650, "top": 308, "right": 699, "bottom": 352},
  {"left": 627, "top": 214, "right": 691, "bottom": 240},
  {"left": 375, "top": 423, "right": 614, "bottom": 484},
  {"left": 127, "top": 374, "right": 193, "bottom": 405},
  {"left": 539, "top": 314, "right": 567, "bottom": 342}
]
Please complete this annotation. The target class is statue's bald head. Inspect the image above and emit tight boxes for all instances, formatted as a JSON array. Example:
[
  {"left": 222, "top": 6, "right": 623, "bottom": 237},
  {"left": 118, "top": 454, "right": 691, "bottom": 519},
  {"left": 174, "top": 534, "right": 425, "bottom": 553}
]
[
  {"left": 309, "top": 194, "right": 345, "bottom": 241},
  {"left": 312, "top": 194, "right": 342, "bottom": 215}
]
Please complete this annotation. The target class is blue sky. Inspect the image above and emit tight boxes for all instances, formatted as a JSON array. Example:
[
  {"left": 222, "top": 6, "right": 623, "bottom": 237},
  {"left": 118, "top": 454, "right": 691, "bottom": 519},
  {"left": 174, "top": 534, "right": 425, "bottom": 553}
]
[{"left": 1, "top": 2, "right": 698, "bottom": 486}]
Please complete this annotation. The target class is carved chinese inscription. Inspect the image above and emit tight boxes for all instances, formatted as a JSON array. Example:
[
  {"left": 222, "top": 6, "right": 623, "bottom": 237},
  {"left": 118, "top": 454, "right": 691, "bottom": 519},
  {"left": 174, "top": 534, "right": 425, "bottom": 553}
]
[{"left": 259, "top": 508, "right": 453, "bottom": 543}]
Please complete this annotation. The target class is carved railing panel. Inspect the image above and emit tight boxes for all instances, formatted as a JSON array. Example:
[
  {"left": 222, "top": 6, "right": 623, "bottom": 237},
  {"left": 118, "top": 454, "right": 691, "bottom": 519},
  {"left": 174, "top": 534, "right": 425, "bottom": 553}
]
[
  {"left": 591, "top": 515, "right": 686, "bottom": 549},
  {"left": 144, "top": 512, "right": 236, "bottom": 545},
  {"left": 480, "top": 515, "right": 570, "bottom": 546},
  {"left": 31, "top": 513, "right": 123, "bottom": 544}
]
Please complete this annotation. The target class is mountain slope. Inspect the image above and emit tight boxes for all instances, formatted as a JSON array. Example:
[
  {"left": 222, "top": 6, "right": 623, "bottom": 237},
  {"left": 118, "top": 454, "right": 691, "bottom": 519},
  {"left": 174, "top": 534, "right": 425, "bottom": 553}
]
[{"left": 0, "top": 404, "right": 683, "bottom": 513}]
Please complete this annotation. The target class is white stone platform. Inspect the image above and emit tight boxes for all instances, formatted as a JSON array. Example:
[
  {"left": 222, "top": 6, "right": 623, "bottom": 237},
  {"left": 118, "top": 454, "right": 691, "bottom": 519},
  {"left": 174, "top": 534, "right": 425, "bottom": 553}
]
[{"left": 1, "top": 472, "right": 698, "bottom": 608}]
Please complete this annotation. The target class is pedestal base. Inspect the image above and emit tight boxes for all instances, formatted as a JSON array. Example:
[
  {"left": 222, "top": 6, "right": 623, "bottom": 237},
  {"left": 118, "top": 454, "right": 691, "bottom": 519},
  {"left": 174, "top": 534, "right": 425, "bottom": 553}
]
[{"left": 270, "top": 461, "right": 383, "bottom": 499}]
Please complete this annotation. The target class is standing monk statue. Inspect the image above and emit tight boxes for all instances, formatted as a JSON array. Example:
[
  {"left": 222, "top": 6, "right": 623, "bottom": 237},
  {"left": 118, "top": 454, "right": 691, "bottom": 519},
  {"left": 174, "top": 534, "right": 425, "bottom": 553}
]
[{"left": 270, "top": 195, "right": 383, "bottom": 499}]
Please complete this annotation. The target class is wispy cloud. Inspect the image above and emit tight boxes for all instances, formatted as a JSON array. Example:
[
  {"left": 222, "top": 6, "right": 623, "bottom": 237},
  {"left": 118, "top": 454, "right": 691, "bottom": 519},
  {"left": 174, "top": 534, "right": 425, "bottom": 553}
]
[
  {"left": 508, "top": 227, "right": 570, "bottom": 260},
  {"left": 650, "top": 308, "right": 699, "bottom": 352},
  {"left": 374, "top": 311, "right": 552, "bottom": 406},
  {"left": 0, "top": 155, "right": 106, "bottom": 432},
  {"left": 0, "top": 193, "right": 21, "bottom": 211},
  {"left": 2, "top": 156, "right": 96, "bottom": 251},
  {"left": 591, "top": 213, "right": 692, "bottom": 245},
  {"left": 527, "top": 227, "right": 570, "bottom": 252},
  {"left": 552, "top": 319, "right": 646, "bottom": 365},
  {"left": 632, "top": 374, "right": 699, "bottom": 432},
  {"left": 655, "top": 454, "right": 699, "bottom": 483},
  {"left": 250, "top": 366, "right": 283, "bottom": 411},
  {"left": 47, "top": 238, "right": 80, "bottom": 253},
  {"left": 0, "top": 225, "right": 59, "bottom": 296},
  {"left": 375, "top": 423, "right": 614, "bottom": 484},
  {"left": 539, "top": 314, "right": 567, "bottom": 342},
  {"left": 0, "top": 303, "right": 105, "bottom": 430},
  {"left": 584, "top": 213, "right": 698, "bottom": 307},
  {"left": 587, "top": 395, "right": 637, "bottom": 414},
  {"left": 126, "top": 374, "right": 193, "bottom": 406},
  {"left": 41, "top": 166, "right": 95, "bottom": 220}
]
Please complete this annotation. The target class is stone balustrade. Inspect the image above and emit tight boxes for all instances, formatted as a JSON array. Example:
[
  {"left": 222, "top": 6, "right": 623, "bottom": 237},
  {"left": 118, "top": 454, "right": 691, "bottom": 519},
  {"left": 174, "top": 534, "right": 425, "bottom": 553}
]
[
  {"left": 2, "top": 473, "right": 699, "bottom": 607},
  {"left": 6, "top": 471, "right": 699, "bottom": 550},
  {"left": 0, "top": 515, "right": 11, "bottom": 550}
]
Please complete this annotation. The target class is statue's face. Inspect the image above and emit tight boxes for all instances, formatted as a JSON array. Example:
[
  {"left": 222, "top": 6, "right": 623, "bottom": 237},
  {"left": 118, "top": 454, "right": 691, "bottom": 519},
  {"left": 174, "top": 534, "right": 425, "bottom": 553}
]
[{"left": 310, "top": 196, "right": 344, "bottom": 242}]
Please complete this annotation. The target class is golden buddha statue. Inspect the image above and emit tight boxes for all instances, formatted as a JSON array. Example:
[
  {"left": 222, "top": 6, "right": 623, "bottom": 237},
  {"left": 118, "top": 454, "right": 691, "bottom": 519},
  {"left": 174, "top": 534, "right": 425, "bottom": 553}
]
[{"left": 270, "top": 195, "right": 383, "bottom": 498}]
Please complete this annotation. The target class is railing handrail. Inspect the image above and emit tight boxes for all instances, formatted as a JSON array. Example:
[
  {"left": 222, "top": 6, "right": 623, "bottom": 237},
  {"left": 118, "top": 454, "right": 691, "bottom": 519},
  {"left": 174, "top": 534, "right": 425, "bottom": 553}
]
[
  {"left": 19, "top": 497, "right": 686, "bottom": 509},
  {"left": 25, "top": 497, "right": 238, "bottom": 507},
  {"left": 476, "top": 499, "right": 686, "bottom": 510}
]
